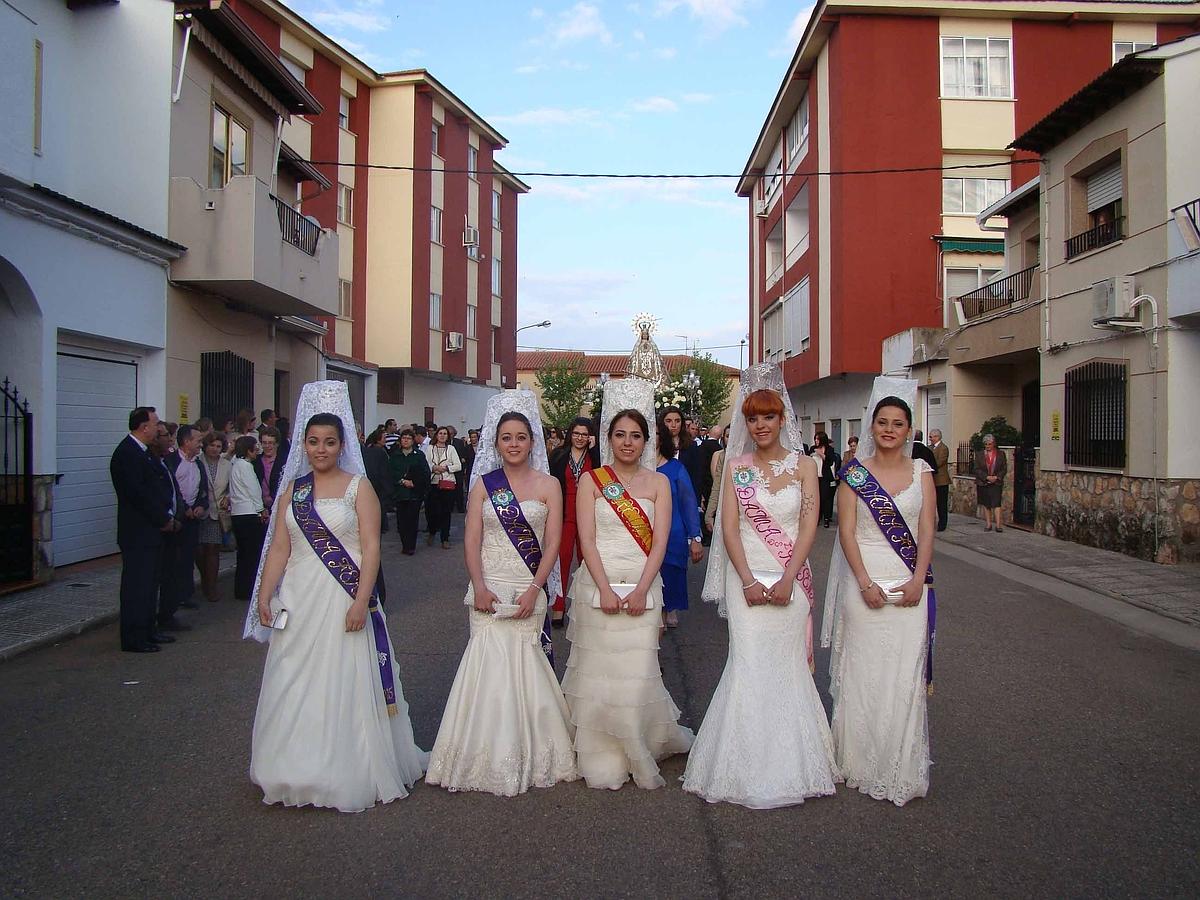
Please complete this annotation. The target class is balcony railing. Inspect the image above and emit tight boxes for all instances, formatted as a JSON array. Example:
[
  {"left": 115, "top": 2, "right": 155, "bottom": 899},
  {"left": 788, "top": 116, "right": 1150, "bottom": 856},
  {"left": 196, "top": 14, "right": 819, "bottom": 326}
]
[
  {"left": 956, "top": 264, "right": 1038, "bottom": 320},
  {"left": 1066, "top": 217, "right": 1123, "bottom": 259},
  {"left": 272, "top": 194, "right": 321, "bottom": 256}
]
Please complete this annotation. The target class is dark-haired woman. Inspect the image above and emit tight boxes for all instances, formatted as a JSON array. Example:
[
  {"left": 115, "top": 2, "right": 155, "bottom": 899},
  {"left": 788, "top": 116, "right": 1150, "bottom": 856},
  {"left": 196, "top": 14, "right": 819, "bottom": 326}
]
[
  {"left": 423, "top": 426, "right": 462, "bottom": 548},
  {"left": 564, "top": 408, "right": 693, "bottom": 790},
  {"left": 230, "top": 435, "right": 266, "bottom": 601},
  {"left": 250, "top": 410, "right": 426, "bottom": 812},
  {"left": 655, "top": 418, "right": 703, "bottom": 629},
  {"left": 548, "top": 417, "right": 600, "bottom": 627},
  {"left": 810, "top": 431, "right": 841, "bottom": 528},
  {"left": 426, "top": 406, "right": 577, "bottom": 795},
  {"left": 830, "top": 394, "right": 935, "bottom": 806}
]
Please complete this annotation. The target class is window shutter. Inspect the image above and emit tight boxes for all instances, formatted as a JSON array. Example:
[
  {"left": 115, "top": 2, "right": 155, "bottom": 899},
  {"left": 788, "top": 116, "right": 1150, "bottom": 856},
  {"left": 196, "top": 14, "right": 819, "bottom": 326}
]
[{"left": 1086, "top": 163, "right": 1122, "bottom": 212}]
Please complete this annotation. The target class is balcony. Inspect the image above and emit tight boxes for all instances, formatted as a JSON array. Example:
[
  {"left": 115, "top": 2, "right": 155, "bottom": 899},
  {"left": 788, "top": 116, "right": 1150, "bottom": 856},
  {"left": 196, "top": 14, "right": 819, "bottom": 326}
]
[
  {"left": 957, "top": 265, "right": 1037, "bottom": 320},
  {"left": 168, "top": 176, "right": 339, "bottom": 318},
  {"left": 1066, "top": 217, "right": 1122, "bottom": 260}
]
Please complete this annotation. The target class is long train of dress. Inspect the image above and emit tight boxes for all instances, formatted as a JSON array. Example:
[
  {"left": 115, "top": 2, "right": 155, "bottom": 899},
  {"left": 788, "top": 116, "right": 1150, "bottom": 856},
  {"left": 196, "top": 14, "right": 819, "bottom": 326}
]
[
  {"left": 250, "top": 475, "right": 427, "bottom": 813},
  {"left": 426, "top": 499, "right": 578, "bottom": 795},
  {"left": 563, "top": 500, "right": 694, "bottom": 790},
  {"left": 682, "top": 479, "right": 840, "bottom": 808}
]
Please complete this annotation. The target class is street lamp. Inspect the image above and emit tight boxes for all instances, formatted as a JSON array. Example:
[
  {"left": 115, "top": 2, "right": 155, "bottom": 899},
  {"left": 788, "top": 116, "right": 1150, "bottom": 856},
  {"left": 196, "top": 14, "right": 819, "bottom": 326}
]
[
  {"left": 516, "top": 319, "right": 551, "bottom": 334},
  {"left": 682, "top": 368, "right": 700, "bottom": 419}
]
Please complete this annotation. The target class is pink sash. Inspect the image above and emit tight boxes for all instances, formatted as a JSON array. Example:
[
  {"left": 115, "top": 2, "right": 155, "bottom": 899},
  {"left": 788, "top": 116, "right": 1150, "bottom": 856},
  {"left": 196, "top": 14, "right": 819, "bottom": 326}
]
[{"left": 729, "top": 454, "right": 816, "bottom": 669}]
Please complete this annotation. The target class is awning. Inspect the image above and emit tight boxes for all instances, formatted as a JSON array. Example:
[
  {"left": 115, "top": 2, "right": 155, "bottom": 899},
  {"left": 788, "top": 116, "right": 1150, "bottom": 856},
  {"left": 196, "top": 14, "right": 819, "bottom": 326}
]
[{"left": 935, "top": 237, "right": 1005, "bottom": 254}]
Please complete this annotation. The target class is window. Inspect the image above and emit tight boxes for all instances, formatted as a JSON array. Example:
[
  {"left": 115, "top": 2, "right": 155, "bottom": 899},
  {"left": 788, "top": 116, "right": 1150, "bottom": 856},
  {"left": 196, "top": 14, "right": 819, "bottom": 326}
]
[
  {"left": 432, "top": 123, "right": 441, "bottom": 157},
  {"left": 466, "top": 305, "right": 477, "bottom": 339},
  {"left": 337, "top": 184, "right": 353, "bottom": 225},
  {"left": 338, "top": 94, "right": 351, "bottom": 130},
  {"left": 492, "top": 327, "right": 500, "bottom": 362},
  {"left": 431, "top": 206, "right": 442, "bottom": 243},
  {"left": 429, "top": 292, "right": 442, "bottom": 330},
  {"left": 763, "top": 139, "right": 784, "bottom": 201},
  {"left": 941, "top": 37, "right": 1012, "bottom": 98},
  {"left": 943, "top": 177, "right": 1009, "bottom": 214},
  {"left": 467, "top": 146, "right": 478, "bottom": 180},
  {"left": 1065, "top": 360, "right": 1127, "bottom": 468},
  {"left": 1068, "top": 161, "right": 1123, "bottom": 258},
  {"left": 280, "top": 54, "right": 307, "bottom": 85},
  {"left": 338, "top": 279, "right": 353, "bottom": 318},
  {"left": 33, "top": 40, "right": 43, "bottom": 155},
  {"left": 1113, "top": 41, "right": 1153, "bottom": 64},
  {"left": 211, "top": 104, "right": 249, "bottom": 188},
  {"left": 467, "top": 244, "right": 481, "bottom": 261},
  {"left": 786, "top": 94, "right": 809, "bottom": 166},
  {"left": 762, "top": 279, "right": 810, "bottom": 362},
  {"left": 945, "top": 267, "right": 1002, "bottom": 299},
  {"left": 491, "top": 256, "right": 502, "bottom": 296},
  {"left": 492, "top": 189, "right": 502, "bottom": 228}
]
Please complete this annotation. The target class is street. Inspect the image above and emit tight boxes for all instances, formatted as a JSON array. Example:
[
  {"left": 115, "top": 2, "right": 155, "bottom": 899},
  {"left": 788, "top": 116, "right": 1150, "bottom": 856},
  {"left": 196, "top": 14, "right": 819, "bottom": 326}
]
[{"left": 2, "top": 522, "right": 1198, "bottom": 899}]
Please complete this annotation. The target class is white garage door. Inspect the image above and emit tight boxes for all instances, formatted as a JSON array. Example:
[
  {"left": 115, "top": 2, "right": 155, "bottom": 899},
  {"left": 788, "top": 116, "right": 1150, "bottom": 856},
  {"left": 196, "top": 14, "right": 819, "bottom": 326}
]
[{"left": 54, "top": 353, "right": 138, "bottom": 565}]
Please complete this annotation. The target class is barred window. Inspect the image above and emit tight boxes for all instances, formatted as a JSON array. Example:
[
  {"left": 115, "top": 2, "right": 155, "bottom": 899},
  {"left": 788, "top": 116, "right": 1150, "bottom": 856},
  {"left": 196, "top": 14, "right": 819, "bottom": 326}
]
[{"left": 1065, "top": 359, "right": 1126, "bottom": 468}]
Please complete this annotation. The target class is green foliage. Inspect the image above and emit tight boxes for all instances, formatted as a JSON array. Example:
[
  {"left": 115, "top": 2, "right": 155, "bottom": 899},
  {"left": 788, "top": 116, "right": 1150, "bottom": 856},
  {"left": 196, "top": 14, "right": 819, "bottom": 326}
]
[
  {"left": 536, "top": 361, "right": 590, "bottom": 431},
  {"left": 688, "top": 353, "right": 733, "bottom": 426},
  {"left": 969, "top": 415, "right": 1022, "bottom": 450}
]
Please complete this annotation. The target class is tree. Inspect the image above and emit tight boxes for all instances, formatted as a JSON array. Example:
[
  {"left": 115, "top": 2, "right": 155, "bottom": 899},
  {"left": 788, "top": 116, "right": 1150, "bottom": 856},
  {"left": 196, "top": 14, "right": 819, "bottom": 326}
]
[
  {"left": 970, "top": 415, "right": 1022, "bottom": 450},
  {"left": 536, "top": 361, "right": 590, "bottom": 430},
  {"left": 688, "top": 353, "right": 734, "bottom": 427}
]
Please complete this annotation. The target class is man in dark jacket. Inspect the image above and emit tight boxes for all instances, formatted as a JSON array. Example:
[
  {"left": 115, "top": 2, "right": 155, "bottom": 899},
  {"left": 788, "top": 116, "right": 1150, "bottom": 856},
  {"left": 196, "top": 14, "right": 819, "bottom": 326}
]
[
  {"left": 110, "top": 408, "right": 176, "bottom": 652},
  {"left": 390, "top": 429, "right": 431, "bottom": 556},
  {"left": 162, "top": 423, "right": 209, "bottom": 624}
]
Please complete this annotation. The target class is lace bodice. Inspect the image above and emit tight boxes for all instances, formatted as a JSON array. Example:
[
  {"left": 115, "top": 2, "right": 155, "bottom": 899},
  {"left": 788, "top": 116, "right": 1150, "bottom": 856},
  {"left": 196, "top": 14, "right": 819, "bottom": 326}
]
[
  {"left": 284, "top": 474, "right": 363, "bottom": 567},
  {"left": 477, "top": 498, "right": 548, "bottom": 585},
  {"left": 853, "top": 459, "right": 930, "bottom": 584},
  {"left": 738, "top": 481, "right": 803, "bottom": 574}
]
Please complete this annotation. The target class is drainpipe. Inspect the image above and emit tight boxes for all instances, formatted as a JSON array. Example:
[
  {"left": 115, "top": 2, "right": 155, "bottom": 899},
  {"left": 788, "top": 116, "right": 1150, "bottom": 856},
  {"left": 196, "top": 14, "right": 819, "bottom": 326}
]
[
  {"left": 172, "top": 16, "right": 192, "bottom": 104},
  {"left": 1129, "top": 294, "right": 1162, "bottom": 558}
]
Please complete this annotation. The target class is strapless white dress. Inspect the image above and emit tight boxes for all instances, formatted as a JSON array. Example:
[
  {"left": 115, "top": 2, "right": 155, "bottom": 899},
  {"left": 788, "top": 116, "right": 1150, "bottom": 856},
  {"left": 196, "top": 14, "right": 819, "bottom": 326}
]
[
  {"left": 426, "top": 499, "right": 578, "bottom": 795},
  {"left": 563, "top": 499, "right": 694, "bottom": 790}
]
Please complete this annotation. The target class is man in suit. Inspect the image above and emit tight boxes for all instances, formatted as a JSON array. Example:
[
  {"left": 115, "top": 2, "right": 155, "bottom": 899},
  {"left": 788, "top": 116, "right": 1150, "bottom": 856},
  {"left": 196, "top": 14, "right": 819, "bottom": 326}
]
[
  {"left": 162, "top": 423, "right": 209, "bottom": 623},
  {"left": 929, "top": 428, "right": 951, "bottom": 532},
  {"left": 448, "top": 425, "right": 471, "bottom": 513},
  {"left": 110, "top": 408, "right": 176, "bottom": 653},
  {"left": 696, "top": 425, "right": 724, "bottom": 543},
  {"left": 253, "top": 427, "right": 286, "bottom": 508},
  {"left": 912, "top": 429, "right": 939, "bottom": 473}
]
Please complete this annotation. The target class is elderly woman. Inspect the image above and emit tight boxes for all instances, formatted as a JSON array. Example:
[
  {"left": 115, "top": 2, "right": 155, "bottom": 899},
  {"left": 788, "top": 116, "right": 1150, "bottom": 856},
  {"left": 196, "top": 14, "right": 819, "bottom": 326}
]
[{"left": 973, "top": 434, "right": 1007, "bottom": 532}]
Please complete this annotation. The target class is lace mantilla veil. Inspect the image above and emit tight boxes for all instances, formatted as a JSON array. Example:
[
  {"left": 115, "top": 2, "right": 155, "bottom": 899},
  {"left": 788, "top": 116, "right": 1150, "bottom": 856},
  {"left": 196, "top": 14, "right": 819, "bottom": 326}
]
[
  {"left": 468, "top": 388, "right": 562, "bottom": 602},
  {"left": 243, "top": 380, "right": 367, "bottom": 642},
  {"left": 700, "top": 362, "right": 807, "bottom": 617},
  {"left": 820, "top": 375, "right": 919, "bottom": 685},
  {"left": 599, "top": 376, "right": 658, "bottom": 471}
]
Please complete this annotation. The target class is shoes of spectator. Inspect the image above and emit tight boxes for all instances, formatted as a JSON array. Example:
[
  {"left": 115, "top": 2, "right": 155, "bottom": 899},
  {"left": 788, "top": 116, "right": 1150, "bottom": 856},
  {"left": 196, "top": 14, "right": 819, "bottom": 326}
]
[
  {"left": 442, "top": 541, "right": 451, "bottom": 550},
  {"left": 426, "top": 534, "right": 434, "bottom": 546},
  {"left": 148, "top": 632, "right": 177, "bottom": 644},
  {"left": 180, "top": 599, "right": 200, "bottom": 610},
  {"left": 665, "top": 611, "right": 680, "bottom": 628},
  {"left": 402, "top": 549, "right": 415, "bottom": 556},
  {"left": 158, "top": 618, "right": 193, "bottom": 632},
  {"left": 122, "top": 642, "right": 161, "bottom": 653}
]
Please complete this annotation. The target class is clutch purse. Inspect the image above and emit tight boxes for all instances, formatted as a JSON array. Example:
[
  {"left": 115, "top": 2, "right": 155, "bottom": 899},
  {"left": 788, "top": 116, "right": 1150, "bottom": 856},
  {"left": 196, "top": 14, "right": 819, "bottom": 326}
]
[
  {"left": 750, "top": 570, "right": 795, "bottom": 602},
  {"left": 874, "top": 579, "right": 925, "bottom": 605},
  {"left": 267, "top": 608, "right": 289, "bottom": 630},
  {"left": 592, "top": 583, "right": 654, "bottom": 610}
]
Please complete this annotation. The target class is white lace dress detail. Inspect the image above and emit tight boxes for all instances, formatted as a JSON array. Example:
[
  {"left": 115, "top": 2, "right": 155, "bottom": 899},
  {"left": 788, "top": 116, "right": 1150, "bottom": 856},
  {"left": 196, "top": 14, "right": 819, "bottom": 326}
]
[
  {"left": 682, "top": 479, "right": 841, "bottom": 808},
  {"left": 563, "top": 500, "right": 695, "bottom": 790},
  {"left": 830, "top": 458, "right": 932, "bottom": 806},
  {"left": 425, "top": 499, "right": 579, "bottom": 796},
  {"left": 250, "top": 475, "right": 428, "bottom": 812}
]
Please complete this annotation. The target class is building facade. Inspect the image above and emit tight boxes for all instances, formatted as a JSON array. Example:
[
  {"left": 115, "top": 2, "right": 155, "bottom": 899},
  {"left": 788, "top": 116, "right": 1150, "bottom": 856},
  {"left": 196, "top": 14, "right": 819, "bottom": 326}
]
[{"left": 738, "top": 1, "right": 1200, "bottom": 452}]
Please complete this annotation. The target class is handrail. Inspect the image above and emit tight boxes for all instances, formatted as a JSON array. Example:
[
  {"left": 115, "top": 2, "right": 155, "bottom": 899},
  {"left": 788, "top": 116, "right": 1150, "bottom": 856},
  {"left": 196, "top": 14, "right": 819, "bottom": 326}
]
[
  {"left": 1066, "top": 217, "right": 1123, "bottom": 259},
  {"left": 956, "top": 264, "right": 1038, "bottom": 319},
  {"left": 271, "top": 195, "right": 321, "bottom": 256}
]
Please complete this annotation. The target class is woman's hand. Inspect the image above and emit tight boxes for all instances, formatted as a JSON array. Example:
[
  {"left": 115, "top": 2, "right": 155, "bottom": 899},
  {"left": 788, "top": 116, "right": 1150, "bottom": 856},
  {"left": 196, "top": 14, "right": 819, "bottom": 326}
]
[
  {"left": 599, "top": 587, "right": 622, "bottom": 615},
  {"left": 896, "top": 578, "right": 924, "bottom": 608},
  {"left": 767, "top": 577, "right": 793, "bottom": 606},
  {"left": 623, "top": 587, "right": 648, "bottom": 616},
  {"left": 860, "top": 582, "right": 888, "bottom": 609},
  {"left": 742, "top": 580, "right": 768, "bottom": 607},
  {"left": 514, "top": 584, "right": 540, "bottom": 619},
  {"left": 258, "top": 597, "right": 272, "bottom": 626},
  {"left": 473, "top": 585, "right": 500, "bottom": 614},
  {"left": 345, "top": 599, "right": 369, "bottom": 632}
]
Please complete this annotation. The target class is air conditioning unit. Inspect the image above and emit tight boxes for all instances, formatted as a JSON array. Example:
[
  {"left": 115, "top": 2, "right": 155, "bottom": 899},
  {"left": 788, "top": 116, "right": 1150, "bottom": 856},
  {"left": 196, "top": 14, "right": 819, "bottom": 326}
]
[
  {"left": 446, "top": 331, "right": 464, "bottom": 351},
  {"left": 754, "top": 199, "right": 769, "bottom": 218},
  {"left": 462, "top": 225, "right": 480, "bottom": 246},
  {"left": 1091, "top": 275, "right": 1136, "bottom": 323}
]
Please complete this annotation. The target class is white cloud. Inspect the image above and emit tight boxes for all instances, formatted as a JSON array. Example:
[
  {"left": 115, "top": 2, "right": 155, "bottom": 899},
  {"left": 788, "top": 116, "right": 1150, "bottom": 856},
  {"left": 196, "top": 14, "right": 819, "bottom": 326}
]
[
  {"left": 655, "top": 0, "right": 752, "bottom": 34},
  {"left": 325, "top": 33, "right": 388, "bottom": 69},
  {"left": 310, "top": 8, "right": 391, "bottom": 33},
  {"left": 630, "top": 96, "right": 678, "bottom": 113},
  {"left": 654, "top": 46, "right": 678, "bottom": 60},
  {"left": 526, "top": 176, "right": 741, "bottom": 214},
  {"left": 682, "top": 91, "right": 714, "bottom": 103},
  {"left": 551, "top": 2, "right": 613, "bottom": 45},
  {"left": 488, "top": 107, "right": 607, "bottom": 127},
  {"left": 515, "top": 63, "right": 546, "bottom": 74},
  {"left": 530, "top": 5, "right": 545, "bottom": 18},
  {"left": 633, "top": 29, "right": 646, "bottom": 42},
  {"left": 783, "top": 4, "right": 817, "bottom": 50}
]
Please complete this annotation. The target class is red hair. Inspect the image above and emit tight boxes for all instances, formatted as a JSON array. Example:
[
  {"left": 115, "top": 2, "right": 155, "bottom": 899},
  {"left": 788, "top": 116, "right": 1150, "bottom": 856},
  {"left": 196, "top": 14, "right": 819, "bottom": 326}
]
[{"left": 741, "top": 389, "right": 785, "bottom": 418}]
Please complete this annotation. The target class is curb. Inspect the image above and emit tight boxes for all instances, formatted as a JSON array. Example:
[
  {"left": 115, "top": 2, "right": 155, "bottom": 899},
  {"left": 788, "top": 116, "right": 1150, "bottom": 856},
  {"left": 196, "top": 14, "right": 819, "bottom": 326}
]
[{"left": 0, "top": 611, "right": 119, "bottom": 663}]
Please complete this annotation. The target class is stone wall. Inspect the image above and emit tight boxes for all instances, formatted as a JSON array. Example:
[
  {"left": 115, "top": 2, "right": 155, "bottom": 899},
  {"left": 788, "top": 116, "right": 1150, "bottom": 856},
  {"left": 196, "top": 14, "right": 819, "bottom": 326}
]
[{"left": 32, "top": 476, "right": 54, "bottom": 584}]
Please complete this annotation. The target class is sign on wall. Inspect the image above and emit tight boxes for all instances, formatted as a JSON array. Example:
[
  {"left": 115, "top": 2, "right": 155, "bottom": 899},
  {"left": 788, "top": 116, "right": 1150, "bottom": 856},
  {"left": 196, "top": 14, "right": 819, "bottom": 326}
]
[
  {"left": 1050, "top": 411, "right": 1061, "bottom": 441},
  {"left": 179, "top": 394, "right": 189, "bottom": 422}
]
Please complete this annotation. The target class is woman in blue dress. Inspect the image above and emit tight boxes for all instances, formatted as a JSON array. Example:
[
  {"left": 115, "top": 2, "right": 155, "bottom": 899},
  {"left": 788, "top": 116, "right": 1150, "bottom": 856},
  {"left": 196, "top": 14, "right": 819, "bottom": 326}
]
[{"left": 655, "top": 416, "right": 704, "bottom": 629}]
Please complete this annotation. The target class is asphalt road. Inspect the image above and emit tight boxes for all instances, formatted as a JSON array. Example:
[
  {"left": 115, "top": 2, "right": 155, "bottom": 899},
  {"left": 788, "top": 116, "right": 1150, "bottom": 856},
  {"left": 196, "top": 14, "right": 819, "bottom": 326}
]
[{"left": 2, "top": 520, "right": 1198, "bottom": 899}]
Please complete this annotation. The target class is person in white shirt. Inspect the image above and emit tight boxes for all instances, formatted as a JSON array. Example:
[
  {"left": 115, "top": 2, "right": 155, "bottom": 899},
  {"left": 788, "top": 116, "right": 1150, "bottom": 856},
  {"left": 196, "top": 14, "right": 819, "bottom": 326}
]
[
  {"left": 230, "top": 435, "right": 267, "bottom": 601},
  {"left": 422, "top": 426, "right": 462, "bottom": 548}
]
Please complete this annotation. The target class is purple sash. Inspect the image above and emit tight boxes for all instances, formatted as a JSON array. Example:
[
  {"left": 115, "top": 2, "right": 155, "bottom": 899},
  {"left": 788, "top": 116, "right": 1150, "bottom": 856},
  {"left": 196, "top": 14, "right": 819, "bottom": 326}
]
[
  {"left": 482, "top": 468, "right": 554, "bottom": 666},
  {"left": 839, "top": 461, "right": 937, "bottom": 693},
  {"left": 291, "top": 472, "right": 398, "bottom": 716}
]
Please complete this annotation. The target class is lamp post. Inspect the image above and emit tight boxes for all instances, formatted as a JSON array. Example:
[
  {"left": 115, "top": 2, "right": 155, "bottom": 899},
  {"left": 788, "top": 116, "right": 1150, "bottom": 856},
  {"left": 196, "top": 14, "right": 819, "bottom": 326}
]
[
  {"left": 739, "top": 338, "right": 747, "bottom": 370},
  {"left": 682, "top": 368, "right": 700, "bottom": 420},
  {"left": 516, "top": 319, "right": 551, "bottom": 335}
]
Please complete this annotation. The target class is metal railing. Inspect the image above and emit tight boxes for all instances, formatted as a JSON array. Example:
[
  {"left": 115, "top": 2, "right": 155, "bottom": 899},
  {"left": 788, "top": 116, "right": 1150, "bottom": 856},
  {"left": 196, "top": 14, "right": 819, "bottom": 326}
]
[
  {"left": 955, "top": 441, "right": 975, "bottom": 477},
  {"left": 1, "top": 377, "right": 33, "bottom": 584},
  {"left": 956, "top": 264, "right": 1038, "bottom": 319},
  {"left": 272, "top": 195, "right": 321, "bottom": 256},
  {"left": 1066, "top": 217, "right": 1123, "bottom": 259},
  {"left": 1065, "top": 360, "right": 1127, "bottom": 469}
]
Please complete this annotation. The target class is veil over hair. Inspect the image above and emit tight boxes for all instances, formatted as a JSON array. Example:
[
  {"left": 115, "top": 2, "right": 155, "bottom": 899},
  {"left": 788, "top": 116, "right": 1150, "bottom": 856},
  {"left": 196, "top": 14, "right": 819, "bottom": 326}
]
[
  {"left": 243, "top": 380, "right": 367, "bottom": 642},
  {"left": 820, "top": 375, "right": 918, "bottom": 695},
  {"left": 468, "top": 388, "right": 562, "bottom": 602},
  {"left": 598, "top": 376, "right": 658, "bottom": 471},
  {"left": 700, "top": 362, "right": 807, "bottom": 617}
]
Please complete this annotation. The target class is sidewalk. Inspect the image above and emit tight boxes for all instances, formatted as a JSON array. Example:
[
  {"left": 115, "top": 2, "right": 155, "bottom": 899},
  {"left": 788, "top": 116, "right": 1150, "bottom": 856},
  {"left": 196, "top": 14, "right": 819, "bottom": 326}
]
[
  {"left": 939, "top": 513, "right": 1200, "bottom": 628},
  {"left": 0, "top": 553, "right": 235, "bottom": 662}
]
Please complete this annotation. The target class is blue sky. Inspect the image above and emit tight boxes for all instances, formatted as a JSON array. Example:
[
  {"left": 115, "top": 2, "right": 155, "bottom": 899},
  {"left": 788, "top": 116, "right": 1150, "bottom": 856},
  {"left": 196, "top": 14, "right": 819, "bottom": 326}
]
[{"left": 285, "top": 1, "right": 816, "bottom": 367}]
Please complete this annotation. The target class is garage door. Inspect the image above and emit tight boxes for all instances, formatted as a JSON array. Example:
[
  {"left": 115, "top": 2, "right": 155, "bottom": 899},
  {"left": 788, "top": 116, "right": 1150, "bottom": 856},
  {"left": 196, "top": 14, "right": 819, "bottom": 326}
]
[{"left": 54, "top": 353, "right": 138, "bottom": 565}]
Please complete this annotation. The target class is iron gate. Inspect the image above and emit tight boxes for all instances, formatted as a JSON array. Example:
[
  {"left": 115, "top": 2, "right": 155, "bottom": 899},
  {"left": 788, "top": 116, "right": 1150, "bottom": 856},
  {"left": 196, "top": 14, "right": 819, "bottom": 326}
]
[
  {"left": 1013, "top": 445, "right": 1037, "bottom": 526},
  {"left": 1, "top": 378, "right": 33, "bottom": 584},
  {"left": 200, "top": 350, "right": 254, "bottom": 423}
]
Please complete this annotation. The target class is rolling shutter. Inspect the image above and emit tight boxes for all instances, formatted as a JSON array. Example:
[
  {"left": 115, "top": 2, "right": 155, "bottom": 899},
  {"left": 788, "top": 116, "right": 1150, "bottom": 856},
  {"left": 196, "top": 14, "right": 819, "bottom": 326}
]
[{"left": 1086, "top": 163, "right": 1122, "bottom": 212}]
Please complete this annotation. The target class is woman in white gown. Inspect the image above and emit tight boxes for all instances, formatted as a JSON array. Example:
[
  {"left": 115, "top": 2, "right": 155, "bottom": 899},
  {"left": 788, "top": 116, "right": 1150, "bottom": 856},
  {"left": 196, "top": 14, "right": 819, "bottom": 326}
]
[
  {"left": 564, "top": 392, "right": 694, "bottom": 791},
  {"left": 826, "top": 385, "right": 936, "bottom": 806},
  {"left": 246, "top": 385, "right": 426, "bottom": 813},
  {"left": 683, "top": 369, "right": 840, "bottom": 808},
  {"left": 426, "top": 397, "right": 579, "bottom": 795}
]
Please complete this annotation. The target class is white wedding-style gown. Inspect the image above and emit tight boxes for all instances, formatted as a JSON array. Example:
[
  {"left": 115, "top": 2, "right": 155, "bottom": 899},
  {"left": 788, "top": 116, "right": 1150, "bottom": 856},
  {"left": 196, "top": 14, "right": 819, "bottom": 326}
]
[
  {"left": 682, "top": 477, "right": 840, "bottom": 808},
  {"left": 563, "top": 499, "right": 694, "bottom": 790},
  {"left": 830, "top": 458, "right": 932, "bottom": 806},
  {"left": 426, "top": 499, "right": 578, "bottom": 795},
  {"left": 250, "top": 475, "right": 427, "bottom": 812}
]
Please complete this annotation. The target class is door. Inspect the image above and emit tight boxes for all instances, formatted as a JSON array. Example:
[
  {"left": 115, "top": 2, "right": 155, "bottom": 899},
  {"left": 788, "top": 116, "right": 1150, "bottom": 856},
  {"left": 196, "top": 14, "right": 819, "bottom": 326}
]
[
  {"left": 54, "top": 353, "right": 138, "bottom": 565},
  {"left": 923, "top": 384, "right": 947, "bottom": 440}
]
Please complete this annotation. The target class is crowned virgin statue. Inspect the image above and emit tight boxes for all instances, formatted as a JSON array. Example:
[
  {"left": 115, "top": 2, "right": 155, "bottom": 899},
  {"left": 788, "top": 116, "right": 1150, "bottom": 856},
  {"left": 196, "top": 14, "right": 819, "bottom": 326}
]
[{"left": 626, "top": 314, "right": 667, "bottom": 388}]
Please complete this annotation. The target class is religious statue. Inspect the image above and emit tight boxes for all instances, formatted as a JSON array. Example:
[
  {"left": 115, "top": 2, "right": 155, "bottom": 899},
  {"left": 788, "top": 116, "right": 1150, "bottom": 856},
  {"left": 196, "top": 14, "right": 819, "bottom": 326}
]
[{"left": 627, "top": 314, "right": 667, "bottom": 388}]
